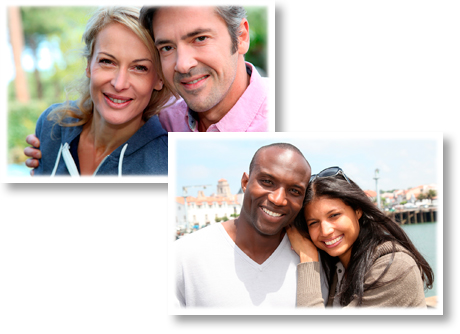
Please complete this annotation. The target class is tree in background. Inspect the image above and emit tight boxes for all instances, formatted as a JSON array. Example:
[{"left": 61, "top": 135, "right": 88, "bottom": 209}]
[
  {"left": 8, "top": 7, "right": 30, "bottom": 103},
  {"left": 19, "top": 7, "right": 94, "bottom": 101},
  {"left": 8, "top": 7, "right": 95, "bottom": 165},
  {"left": 246, "top": 7, "right": 268, "bottom": 75},
  {"left": 426, "top": 190, "right": 437, "bottom": 203}
]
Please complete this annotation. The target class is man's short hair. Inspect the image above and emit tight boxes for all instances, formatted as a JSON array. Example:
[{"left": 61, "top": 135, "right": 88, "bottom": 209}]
[
  {"left": 248, "top": 143, "right": 310, "bottom": 175},
  {"left": 139, "top": 6, "right": 247, "bottom": 54}
]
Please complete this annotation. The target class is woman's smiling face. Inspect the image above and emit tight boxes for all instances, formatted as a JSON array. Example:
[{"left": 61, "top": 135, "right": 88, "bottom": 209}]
[
  {"left": 304, "top": 197, "right": 362, "bottom": 268},
  {"left": 86, "top": 22, "right": 163, "bottom": 126}
]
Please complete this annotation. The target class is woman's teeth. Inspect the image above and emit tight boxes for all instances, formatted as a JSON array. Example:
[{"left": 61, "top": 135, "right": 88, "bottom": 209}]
[
  {"left": 262, "top": 208, "right": 282, "bottom": 217},
  {"left": 325, "top": 235, "right": 343, "bottom": 246},
  {"left": 108, "top": 96, "right": 129, "bottom": 104}
]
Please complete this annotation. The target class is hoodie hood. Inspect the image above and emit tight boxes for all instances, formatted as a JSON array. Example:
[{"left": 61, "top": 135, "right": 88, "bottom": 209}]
[{"left": 34, "top": 101, "right": 168, "bottom": 177}]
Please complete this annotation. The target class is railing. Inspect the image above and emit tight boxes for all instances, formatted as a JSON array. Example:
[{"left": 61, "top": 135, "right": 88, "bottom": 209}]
[{"left": 385, "top": 207, "right": 437, "bottom": 224}]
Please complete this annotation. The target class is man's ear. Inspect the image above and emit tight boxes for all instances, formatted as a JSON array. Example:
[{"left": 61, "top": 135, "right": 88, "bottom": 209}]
[
  {"left": 237, "top": 18, "right": 250, "bottom": 55},
  {"left": 241, "top": 172, "right": 249, "bottom": 192}
]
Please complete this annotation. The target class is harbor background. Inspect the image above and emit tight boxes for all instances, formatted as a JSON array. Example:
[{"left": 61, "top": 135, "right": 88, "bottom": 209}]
[
  {"left": 400, "top": 222, "right": 437, "bottom": 298},
  {"left": 172, "top": 132, "right": 442, "bottom": 303}
]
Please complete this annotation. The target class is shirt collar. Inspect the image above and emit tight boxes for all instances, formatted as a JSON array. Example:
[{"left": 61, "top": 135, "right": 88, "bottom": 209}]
[{"left": 185, "top": 62, "right": 260, "bottom": 132}]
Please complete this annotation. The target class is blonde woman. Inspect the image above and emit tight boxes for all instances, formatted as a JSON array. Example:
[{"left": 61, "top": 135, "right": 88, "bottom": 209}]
[{"left": 32, "top": 7, "right": 174, "bottom": 176}]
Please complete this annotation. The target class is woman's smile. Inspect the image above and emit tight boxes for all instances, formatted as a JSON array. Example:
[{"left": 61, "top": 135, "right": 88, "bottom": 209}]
[
  {"left": 323, "top": 234, "right": 344, "bottom": 247},
  {"left": 103, "top": 93, "right": 133, "bottom": 108}
]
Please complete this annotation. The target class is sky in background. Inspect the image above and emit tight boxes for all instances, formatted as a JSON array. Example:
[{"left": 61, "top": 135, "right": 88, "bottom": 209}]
[{"left": 172, "top": 133, "right": 441, "bottom": 198}]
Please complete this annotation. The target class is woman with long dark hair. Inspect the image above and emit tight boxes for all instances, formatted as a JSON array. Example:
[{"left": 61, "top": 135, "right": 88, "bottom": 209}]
[{"left": 286, "top": 167, "right": 434, "bottom": 307}]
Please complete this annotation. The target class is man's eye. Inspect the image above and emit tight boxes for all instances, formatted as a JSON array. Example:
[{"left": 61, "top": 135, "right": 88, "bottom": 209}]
[
  {"left": 290, "top": 188, "right": 301, "bottom": 195},
  {"left": 195, "top": 36, "right": 208, "bottom": 42},
  {"left": 160, "top": 46, "right": 173, "bottom": 52}
]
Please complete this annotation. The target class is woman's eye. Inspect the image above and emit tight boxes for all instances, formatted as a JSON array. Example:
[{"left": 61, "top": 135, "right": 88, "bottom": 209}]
[
  {"left": 134, "top": 65, "right": 148, "bottom": 72},
  {"left": 99, "top": 58, "right": 113, "bottom": 65}
]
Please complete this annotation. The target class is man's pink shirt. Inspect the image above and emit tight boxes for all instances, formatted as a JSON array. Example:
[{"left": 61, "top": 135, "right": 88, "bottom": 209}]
[{"left": 158, "top": 62, "right": 269, "bottom": 132}]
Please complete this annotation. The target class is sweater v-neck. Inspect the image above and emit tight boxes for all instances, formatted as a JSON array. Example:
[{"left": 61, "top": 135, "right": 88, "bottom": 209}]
[{"left": 217, "top": 223, "right": 288, "bottom": 271}]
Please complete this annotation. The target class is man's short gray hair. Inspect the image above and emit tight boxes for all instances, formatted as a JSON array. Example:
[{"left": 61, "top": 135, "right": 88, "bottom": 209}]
[
  {"left": 139, "top": 6, "right": 247, "bottom": 54},
  {"left": 215, "top": 6, "right": 247, "bottom": 54}
]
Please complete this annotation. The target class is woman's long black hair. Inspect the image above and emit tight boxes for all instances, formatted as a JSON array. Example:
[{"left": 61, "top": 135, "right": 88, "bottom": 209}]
[{"left": 293, "top": 173, "right": 434, "bottom": 306}]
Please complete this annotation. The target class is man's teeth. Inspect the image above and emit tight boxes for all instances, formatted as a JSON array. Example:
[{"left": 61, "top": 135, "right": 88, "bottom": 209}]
[
  {"left": 186, "top": 76, "right": 207, "bottom": 85},
  {"left": 108, "top": 96, "right": 129, "bottom": 104},
  {"left": 325, "top": 235, "right": 343, "bottom": 246},
  {"left": 262, "top": 208, "right": 282, "bottom": 217}
]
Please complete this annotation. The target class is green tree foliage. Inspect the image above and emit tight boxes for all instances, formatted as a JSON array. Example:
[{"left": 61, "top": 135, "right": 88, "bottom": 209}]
[
  {"left": 20, "top": 6, "right": 95, "bottom": 100},
  {"left": 426, "top": 189, "right": 437, "bottom": 201},
  {"left": 417, "top": 192, "right": 427, "bottom": 201},
  {"left": 8, "top": 7, "right": 95, "bottom": 164},
  {"left": 245, "top": 7, "right": 268, "bottom": 75}
]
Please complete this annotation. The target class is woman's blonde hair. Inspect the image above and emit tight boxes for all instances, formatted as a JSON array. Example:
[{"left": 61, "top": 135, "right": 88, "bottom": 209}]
[{"left": 50, "top": 6, "right": 175, "bottom": 126}]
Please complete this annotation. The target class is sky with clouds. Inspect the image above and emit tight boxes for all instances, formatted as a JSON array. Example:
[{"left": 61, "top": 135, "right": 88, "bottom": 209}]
[{"left": 171, "top": 132, "right": 442, "bottom": 198}]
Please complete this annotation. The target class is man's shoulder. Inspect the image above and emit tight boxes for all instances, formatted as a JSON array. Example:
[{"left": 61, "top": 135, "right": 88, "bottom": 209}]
[
  {"left": 158, "top": 98, "right": 189, "bottom": 132},
  {"left": 174, "top": 224, "right": 228, "bottom": 254},
  {"left": 176, "top": 224, "right": 222, "bottom": 244}
]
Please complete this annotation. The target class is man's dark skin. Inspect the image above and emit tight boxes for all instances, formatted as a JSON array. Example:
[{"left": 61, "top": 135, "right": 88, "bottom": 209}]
[{"left": 222, "top": 145, "right": 311, "bottom": 264}]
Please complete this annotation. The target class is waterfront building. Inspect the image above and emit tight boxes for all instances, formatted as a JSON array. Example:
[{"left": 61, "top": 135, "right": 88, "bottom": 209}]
[
  {"left": 364, "top": 184, "right": 438, "bottom": 208},
  {"left": 176, "top": 179, "right": 243, "bottom": 230}
]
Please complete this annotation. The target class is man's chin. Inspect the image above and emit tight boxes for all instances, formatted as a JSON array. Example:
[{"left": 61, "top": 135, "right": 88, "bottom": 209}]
[
  {"left": 254, "top": 222, "right": 287, "bottom": 238},
  {"left": 183, "top": 99, "right": 213, "bottom": 113}
]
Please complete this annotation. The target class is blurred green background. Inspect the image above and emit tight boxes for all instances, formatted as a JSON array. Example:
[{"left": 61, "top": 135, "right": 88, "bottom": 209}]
[{"left": 6, "top": 6, "right": 268, "bottom": 171}]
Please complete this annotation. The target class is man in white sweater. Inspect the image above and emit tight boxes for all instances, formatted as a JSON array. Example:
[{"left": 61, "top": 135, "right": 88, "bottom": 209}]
[{"left": 175, "top": 143, "right": 329, "bottom": 308}]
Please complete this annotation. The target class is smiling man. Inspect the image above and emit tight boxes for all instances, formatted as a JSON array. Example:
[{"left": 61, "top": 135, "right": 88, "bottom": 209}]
[
  {"left": 140, "top": 6, "right": 269, "bottom": 132},
  {"left": 175, "top": 143, "right": 329, "bottom": 308}
]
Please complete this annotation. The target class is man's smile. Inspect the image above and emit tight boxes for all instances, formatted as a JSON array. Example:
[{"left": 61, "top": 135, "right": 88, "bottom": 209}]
[
  {"left": 183, "top": 75, "right": 209, "bottom": 85},
  {"left": 261, "top": 207, "right": 285, "bottom": 218},
  {"left": 177, "top": 74, "right": 210, "bottom": 91}
]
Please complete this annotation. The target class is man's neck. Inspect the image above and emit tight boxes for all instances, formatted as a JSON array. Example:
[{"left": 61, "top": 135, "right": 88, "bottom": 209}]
[
  {"left": 195, "top": 60, "right": 251, "bottom": 132},
  {"left": 222, "top": 218, "right": 285, "bottom": 265}
]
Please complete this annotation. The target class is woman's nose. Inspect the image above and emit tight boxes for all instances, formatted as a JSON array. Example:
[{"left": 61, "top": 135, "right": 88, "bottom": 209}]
[{"left": 111, "top": 69, "right": 130, "bottom": 91}]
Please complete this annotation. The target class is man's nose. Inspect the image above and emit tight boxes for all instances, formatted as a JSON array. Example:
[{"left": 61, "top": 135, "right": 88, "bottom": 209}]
[
  {"left": 174, "top": 45, "right": 198, "bottom": 74},
  {"left": 268, "top": 187, "right": 288, "bottom": 206}
]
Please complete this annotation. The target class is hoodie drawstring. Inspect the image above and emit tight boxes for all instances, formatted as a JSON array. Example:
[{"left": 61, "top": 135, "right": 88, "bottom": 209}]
[
  {"left": 118, "top": 143, "right": 128, "bottom": 177},
  {"left": 52, "top": 142, "right": 128, "bottom": 177},
  {"left": 51, "top": 144, "right": 64, "bottom": 177},
  {"left": 62, "top": 143, "right": 80, "bottom": 177}
]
